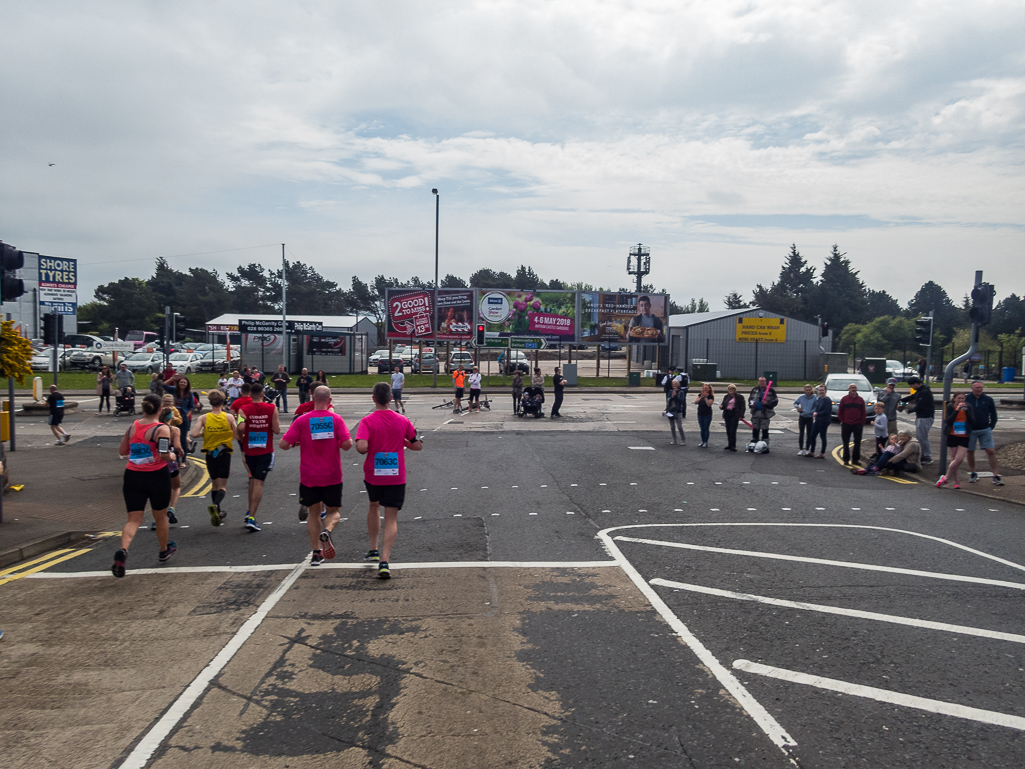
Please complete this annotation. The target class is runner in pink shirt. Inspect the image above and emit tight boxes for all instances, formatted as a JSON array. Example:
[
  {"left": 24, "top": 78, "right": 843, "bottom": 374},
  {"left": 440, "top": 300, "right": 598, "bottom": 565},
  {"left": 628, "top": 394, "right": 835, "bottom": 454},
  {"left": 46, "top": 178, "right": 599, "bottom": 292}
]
[
  {"left": 279, "top": 386, "right": 353, "bottom": 566},
  {"left": 355, "top": 382, "right": 422, "bottom": 579}
]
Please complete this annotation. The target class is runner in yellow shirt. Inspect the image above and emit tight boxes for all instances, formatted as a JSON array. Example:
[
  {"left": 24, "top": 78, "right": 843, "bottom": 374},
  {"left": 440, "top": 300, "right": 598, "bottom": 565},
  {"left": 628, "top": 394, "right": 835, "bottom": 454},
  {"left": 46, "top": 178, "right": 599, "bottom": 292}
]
[{"left": 190, "top": 390, "right": 239, "bottom": 526}]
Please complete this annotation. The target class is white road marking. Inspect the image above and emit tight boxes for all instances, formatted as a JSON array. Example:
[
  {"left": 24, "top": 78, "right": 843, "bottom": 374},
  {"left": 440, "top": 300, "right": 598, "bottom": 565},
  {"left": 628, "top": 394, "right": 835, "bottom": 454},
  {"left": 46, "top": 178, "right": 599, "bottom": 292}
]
[
  {"left": 116, "top": 559, "right": 309, "bottom": 769},
  {"left": 651, "top": 578, "right": 1025, "bottom": 645},
  {"left": 628, "top": 446, "right": 655, "bottom": 450},
  {"left": 597, "top": 526, "right": 799, "bottom": 761},
  {"left": 733, "top": 659, "right": 1025, "bottom": 733}
]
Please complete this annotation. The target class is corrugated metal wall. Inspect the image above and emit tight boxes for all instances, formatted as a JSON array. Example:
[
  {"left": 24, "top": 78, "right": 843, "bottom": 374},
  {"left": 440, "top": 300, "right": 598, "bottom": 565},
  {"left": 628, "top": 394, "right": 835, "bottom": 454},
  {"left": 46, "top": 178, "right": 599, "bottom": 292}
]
[{"left": 670, "top": 312, "right": 833, "bottom": 382}]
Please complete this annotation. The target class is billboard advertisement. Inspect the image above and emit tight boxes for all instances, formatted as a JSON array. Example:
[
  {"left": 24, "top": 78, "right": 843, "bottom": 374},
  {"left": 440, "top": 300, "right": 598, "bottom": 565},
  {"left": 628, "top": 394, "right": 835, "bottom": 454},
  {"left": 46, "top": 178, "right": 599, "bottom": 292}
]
[
  {"left": 478, "top": 290, "right": 576, "bottom": 342},
  {"left": 435, "top": 289, "right": 474, "bottom": 342},
  {"left": 735, "top": 316, "right": 786, "bottom": 343},
  {"left": 386, "top": 288, "right": 434, "bottom": 340},
  {"left": 307, "top": 335, "right": 347, "bottom": 356},
  {"left": 580, "top": 292, "right": 668, "bottom": 344},
  {"left": 38, "top": 256, "right": 78, "bottom": 315}
]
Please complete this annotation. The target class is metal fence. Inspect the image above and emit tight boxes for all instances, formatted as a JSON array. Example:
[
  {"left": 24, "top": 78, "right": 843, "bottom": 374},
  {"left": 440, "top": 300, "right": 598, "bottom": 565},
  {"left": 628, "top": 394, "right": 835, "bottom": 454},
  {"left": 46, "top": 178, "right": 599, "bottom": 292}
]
[{"left": 848, "top": 343, "right": 1020, "bottom": 381}]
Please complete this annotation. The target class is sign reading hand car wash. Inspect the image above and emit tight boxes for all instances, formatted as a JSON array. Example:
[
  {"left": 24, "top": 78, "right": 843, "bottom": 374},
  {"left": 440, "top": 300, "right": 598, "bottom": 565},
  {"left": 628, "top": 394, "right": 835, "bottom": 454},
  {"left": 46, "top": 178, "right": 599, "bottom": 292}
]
[{"left": 735, "top": 316, "right": 787, "bottom": 343}]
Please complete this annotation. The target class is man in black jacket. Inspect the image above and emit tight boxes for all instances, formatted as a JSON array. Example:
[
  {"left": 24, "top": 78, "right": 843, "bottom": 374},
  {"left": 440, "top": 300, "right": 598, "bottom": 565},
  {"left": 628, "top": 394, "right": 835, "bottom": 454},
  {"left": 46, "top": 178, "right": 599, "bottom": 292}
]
[
  {"left": 900, "top": 377, "right": 934, "bottom": 464},
  {"left": 964, "top": 381, "right": 1003, "bottom": 485}
]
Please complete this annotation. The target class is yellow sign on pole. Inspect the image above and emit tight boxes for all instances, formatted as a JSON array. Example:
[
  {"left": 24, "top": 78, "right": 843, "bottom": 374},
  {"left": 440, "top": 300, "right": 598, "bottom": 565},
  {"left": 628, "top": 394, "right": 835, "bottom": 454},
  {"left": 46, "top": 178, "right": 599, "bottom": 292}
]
[{"left": 736, "top": 317, "right": 787, "bottom": 343}]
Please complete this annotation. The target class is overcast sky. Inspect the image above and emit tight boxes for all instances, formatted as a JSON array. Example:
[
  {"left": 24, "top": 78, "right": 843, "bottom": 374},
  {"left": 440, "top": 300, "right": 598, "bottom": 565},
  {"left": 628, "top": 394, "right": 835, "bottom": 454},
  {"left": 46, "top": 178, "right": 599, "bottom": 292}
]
[{"left": 2, "top": 1, "right": 1023, "bottom": 311}]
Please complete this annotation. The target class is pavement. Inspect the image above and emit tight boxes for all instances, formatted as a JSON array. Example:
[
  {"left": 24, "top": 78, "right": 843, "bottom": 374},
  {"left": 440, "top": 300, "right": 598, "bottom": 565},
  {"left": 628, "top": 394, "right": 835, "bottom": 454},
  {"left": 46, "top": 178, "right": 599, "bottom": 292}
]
[{"left": 2, "top": 386, "right": 1023, "bottom": 569}]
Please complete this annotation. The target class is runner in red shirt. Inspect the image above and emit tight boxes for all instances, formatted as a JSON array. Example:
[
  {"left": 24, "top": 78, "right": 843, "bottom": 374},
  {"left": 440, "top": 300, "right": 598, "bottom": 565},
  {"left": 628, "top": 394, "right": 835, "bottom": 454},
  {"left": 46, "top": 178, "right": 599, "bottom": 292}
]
[
  {"left": 279, "top": 386, "right": 352, "bottom": 565},
  {"left": 355, "top": 382, "right": 422, "bottom": 579},
  {"left": 237, "top": 383, "right": 280, "bottom": 532},
  {"left": 294, "top": 396, "right": 333, "bottom": 418},
  {"left": 229, "top": 383, "right": 252, "bottom": 416}
]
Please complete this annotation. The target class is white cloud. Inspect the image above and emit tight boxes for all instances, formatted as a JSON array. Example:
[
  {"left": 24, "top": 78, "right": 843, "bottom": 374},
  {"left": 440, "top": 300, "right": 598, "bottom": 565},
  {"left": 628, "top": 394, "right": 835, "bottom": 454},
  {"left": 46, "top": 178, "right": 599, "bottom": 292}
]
[{"left": 0, "top": 0, "right": 1023, "bottom": 312}]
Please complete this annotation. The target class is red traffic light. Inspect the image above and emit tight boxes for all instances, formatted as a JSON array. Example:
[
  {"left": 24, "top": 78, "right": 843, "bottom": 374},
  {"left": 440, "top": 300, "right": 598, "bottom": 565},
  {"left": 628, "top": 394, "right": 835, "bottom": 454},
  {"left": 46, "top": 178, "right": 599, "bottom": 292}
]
[{"left": 475, "top": 324, "right": 486, "bottom": 345}]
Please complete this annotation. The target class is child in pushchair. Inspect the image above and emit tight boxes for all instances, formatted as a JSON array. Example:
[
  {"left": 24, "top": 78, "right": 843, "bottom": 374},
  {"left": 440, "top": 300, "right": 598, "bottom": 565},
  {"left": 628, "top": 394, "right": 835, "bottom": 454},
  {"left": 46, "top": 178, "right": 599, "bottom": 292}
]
[
  {"left": 519, "top": 386, "right": 545, "bottom": 418},
  {"left": 114, "top": 386, "right": 136, "bottom": 416}
]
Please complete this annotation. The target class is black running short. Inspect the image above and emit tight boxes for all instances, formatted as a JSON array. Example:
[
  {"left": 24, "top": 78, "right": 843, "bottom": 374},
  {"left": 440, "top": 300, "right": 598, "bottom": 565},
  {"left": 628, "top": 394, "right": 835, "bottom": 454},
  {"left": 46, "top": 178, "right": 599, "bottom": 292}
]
[
  {"left": 49, "top": 413, "right": 64, "bottom": 426},
  {"left": 299, "top": 482, "right": 343, "bottom": 508},
  {"left": 205, "top": 448, "right": 233, "bottom": 479},
  {"left": 364, "top": 481, "right": 406, "bottom": 510},
  {"left": 243, "top": 452, "right": 274, "bottom": 481},
  {"left": 469, "top": 389, "right": 480, "bottom": 404},
  {"left": 948, "top": 435, "right": 969, "bottom": 449},
  {"left": 454, "top": 387, "right": 464, "bottom": 398},
  {"left": 123, "top": 467, "right": 172, "bottom": 512}
]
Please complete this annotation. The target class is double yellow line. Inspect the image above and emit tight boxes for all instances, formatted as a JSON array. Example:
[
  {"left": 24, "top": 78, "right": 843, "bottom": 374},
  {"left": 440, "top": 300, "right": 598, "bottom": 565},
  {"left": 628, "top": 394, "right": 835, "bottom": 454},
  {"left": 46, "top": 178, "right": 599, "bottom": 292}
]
[
  {"left": 182, "top": 465, "right": 212, "bottom": 498},
  {"left": 0, "top": 532, "right": 121, "bottom": 586},
  {"left": 830, "top": 445, "right": 918, "bottom": 484}
]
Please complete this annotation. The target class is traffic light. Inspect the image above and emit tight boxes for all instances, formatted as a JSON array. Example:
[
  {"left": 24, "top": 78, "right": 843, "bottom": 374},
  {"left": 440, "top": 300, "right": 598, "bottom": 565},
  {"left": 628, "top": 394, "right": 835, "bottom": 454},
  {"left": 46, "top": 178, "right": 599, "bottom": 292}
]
[
  {"left": 1, "top": 241, "right": 27, "bottom": 302},
  {"left": 914, "top": 315, "right": 933, "bottom": 346},
  {"left": 157, "top": 325, "right": 166, "bottom": 349},
  {"left": 475, "top": 323, "right": 486, "bottom": 345},
  {"left": 43, "top": 313, "right": 64, "bottom": 345},
  {"left": 969, "top": 283, "right": 994, "bottom": 325},
  {"left": 173, "top": 313, "right": 186, "bottom": 340}
]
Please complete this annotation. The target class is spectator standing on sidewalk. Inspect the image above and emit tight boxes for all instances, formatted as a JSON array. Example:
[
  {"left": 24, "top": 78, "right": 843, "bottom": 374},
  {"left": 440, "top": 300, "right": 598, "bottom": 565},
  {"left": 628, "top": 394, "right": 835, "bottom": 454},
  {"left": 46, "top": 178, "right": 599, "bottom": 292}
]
[
  {"left": 511, "top": 370, "right": 523, "bottom": 414},
  {"left": 838, "top": 383, "right": 866, "bottom": 465},
  {"left": 391, "top": 367, "right": 406, "bottom": 413},
  {"left": 807, "top": 384, "right": 833, "bottom": 459},
  {"left": 900, "top": 376, "right": 935, "bottom": 464},
  {"left": 551, "top": 367, "right": 566, "bottom": 417},
  {"left": 296, "top": 367, "right": 314, "bottom": 405},
  {"left": 694, "top": 383, "right": 715, "bottom": 447},
  {"left": 793, "top": 384, "right": 817, "bottom": 456},
  {"left": 451, "top": 366, "right": 466, "bottom": 414},
  {"left": 870, "top": 402, "right": 889, "bottom": 460},
  {"left": 719, "top": 384, "right": 745, "bottom": 451},
  {"left": 964, "top": 380, "right": 1004, "bottom": 486},
  {"left": 747, "top": 377, "right": 778, "bottom": 447},
  {"left": 468, "top": 366, "right": 483, "bottom": 413},
  {"left": 97, "top": 365, "right": 113, "bottom": 413},
  {"left": 272, "top": 365, "right": 291, "bottom": 413},
  {"left": 227, "top": 370, "right": 244, "bottom": 404},
  {"left": 878, "top": 379, "right": 901, "bottom": 437},
  {"left": 665, "top": 379, "right": 686, "bottom": 445},
  {"left": 115, "top": 362, "right": 135, "bottom": 391}
]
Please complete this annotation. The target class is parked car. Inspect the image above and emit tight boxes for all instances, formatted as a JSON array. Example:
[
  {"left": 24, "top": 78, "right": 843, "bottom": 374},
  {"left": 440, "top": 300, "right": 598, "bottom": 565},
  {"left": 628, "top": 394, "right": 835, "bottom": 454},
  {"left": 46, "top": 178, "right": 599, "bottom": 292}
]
[
  {"left": 67, "top": 346, "right": 114, "bottom": 371},
  {"left": 368, "top": 349, "right": 391, "bottom": 367},
  {"left": 411, "top": 352, "right": 438, "bottom": 373},
  {"left": 823, "top": 373, "right": 877, "bottom": 422},
  {"left": 168, "top": 351, "right": 204, "bottom": 375},
  {"left": 497, "top": 350, "right": 531, "bottom": 374},
  {"left": 124, "top": 351, "right": 165, "bottom": 375},
  {"left": 885, "top": 359, "right": 913, "bottom": 381},
  {"left": 30, "top": 346, "right": 72, "bottom": 372},
  {"left": 196, "top": 349, "right": 229, "bottom": 373},
  {"left": 446, "top": 351, "right": 475, "bottom": 373},
  {"left": 600, "top": 342, "right": 621, "bottom": 352},
  {"left": 377, "top": 357, "right": 404, "bottom": 374}
]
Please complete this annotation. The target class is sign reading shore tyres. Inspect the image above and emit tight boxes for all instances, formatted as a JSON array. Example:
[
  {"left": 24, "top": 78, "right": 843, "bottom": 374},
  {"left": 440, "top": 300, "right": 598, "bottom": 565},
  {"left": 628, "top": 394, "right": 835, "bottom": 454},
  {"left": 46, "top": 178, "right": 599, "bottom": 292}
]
[{"left": 38, "top": 256, "right": 78, "bottom": 315}]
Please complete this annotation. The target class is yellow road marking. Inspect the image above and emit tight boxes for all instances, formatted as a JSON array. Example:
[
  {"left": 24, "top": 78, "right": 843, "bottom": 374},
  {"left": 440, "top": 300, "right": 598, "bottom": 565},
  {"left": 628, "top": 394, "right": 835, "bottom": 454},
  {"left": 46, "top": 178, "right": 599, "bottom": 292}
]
[
  {"left": 830, "top": 444, "right": 917, "bottom": 484},
  {"left": 0, "top": 549, "right": 75, "bottom": 577},
  {"left": 182, "top": 464, "right": 211, "bottom": 497},
  {"left": 0, "top": 549, "right": 91, "bottom": 586}
]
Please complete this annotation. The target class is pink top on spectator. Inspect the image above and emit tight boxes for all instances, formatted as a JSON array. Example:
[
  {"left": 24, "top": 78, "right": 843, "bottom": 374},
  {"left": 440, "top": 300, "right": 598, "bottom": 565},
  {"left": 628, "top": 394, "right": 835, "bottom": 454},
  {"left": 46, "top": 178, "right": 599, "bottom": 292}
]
[
  {"left": 282, "top": 410, "right": 352, "bottom": 486},
  {"left": 356, "top": 409, "right": 416, "bottom": 485}
]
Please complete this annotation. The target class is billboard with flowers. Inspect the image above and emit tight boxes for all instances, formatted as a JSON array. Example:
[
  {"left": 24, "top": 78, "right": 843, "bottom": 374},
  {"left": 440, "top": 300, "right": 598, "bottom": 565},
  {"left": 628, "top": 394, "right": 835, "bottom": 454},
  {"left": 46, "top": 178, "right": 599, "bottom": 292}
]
[{"left": 478, "top": 290, "right": 577, "bottom": 342}]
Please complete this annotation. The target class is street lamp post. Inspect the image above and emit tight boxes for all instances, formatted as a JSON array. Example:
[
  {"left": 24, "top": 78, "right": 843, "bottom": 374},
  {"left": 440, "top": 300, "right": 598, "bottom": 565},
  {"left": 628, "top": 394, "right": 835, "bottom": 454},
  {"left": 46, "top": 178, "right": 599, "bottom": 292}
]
[{"left": 432, "top": 188, "right": 439, "bottom": 388}]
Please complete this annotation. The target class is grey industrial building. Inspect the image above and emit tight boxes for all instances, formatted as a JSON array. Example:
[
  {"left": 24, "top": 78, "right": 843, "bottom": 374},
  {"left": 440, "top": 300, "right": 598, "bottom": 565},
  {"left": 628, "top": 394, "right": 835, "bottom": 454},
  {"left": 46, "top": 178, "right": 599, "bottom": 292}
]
[{"left": 667, "top": 308, "right": 833, "bottom": 382}]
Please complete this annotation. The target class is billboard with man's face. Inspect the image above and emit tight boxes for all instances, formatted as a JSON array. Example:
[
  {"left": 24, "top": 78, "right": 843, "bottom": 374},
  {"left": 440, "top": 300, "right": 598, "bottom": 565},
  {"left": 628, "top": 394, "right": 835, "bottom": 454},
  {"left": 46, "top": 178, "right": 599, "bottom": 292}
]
[{"left": 580, "top": 292, "right": 668, "bottom": 344}]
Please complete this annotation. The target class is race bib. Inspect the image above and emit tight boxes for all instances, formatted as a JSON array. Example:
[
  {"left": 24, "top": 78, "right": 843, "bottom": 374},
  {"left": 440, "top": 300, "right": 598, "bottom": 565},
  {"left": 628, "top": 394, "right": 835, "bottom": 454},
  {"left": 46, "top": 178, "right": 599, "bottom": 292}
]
[
  {"left": 56, "top": 399, "right": 65, "bottom": 409},
  {"left": 248, "top": 431, "right": 268, "bottom": 449},
  {"left": 309, "top": 417, "right": 334, "bottom": 441},
  {"left": 953, "top": 420, "right": 967, "bottom": 436},
  {"left": 373, "top": 452, "right": 399, "bottom": 476},
  {"left": 129, "top": 442, "right": 155, "bottom": 465}
]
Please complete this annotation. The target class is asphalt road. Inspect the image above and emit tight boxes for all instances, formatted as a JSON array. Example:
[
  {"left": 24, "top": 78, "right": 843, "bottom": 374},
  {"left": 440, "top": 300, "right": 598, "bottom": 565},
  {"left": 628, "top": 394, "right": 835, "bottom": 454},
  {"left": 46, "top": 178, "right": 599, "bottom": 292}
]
[{"left": 3, "top": 393, "right": 1025, "bottom": 768}]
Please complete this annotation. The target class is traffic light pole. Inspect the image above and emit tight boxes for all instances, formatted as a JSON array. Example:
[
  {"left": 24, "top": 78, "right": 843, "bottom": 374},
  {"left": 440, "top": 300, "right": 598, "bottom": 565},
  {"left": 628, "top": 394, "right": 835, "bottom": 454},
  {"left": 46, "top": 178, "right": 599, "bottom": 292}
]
[
  {"left": 938, "top": 271, "right": 983, "bottom": 475},
  {"left": 925, "top": 312, "right": 934, "bottom": 385}
]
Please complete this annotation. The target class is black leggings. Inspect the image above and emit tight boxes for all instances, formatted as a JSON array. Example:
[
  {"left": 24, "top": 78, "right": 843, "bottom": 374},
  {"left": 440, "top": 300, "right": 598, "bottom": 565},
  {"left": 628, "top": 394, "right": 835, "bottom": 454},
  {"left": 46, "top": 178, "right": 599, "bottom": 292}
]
[
  {"left": 809, "top": 418, "right": 829, "bottom": 453},
  {"left": 99, "top": 391, "right": 111, "bottom": 411},
  {"left": 798, "top": 418, "right": 813, "bottom": 450}
]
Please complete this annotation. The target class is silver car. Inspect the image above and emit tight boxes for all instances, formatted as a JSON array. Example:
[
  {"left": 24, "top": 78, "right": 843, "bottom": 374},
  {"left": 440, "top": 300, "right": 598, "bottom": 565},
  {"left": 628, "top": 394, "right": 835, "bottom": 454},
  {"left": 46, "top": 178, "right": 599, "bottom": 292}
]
[
  {"left": 169, "top": 352, "right": 204, "bottom": 374},
  {"left": 125, "top": 351, "right": 165, "bottom": 374},
  {"left": 823, "top": 373, "right": 877, "bottom": 421}
]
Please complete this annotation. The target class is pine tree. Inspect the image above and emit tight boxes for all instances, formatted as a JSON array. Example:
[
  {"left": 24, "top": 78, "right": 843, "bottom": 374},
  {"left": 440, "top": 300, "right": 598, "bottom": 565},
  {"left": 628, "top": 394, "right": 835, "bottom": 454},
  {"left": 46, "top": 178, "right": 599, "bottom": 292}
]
[
  {"left": 808, "top": 245, "right": 869, "bottom": 330},
  {"left": 751, "top": 244, "right": 816, "bottom": 321}
]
